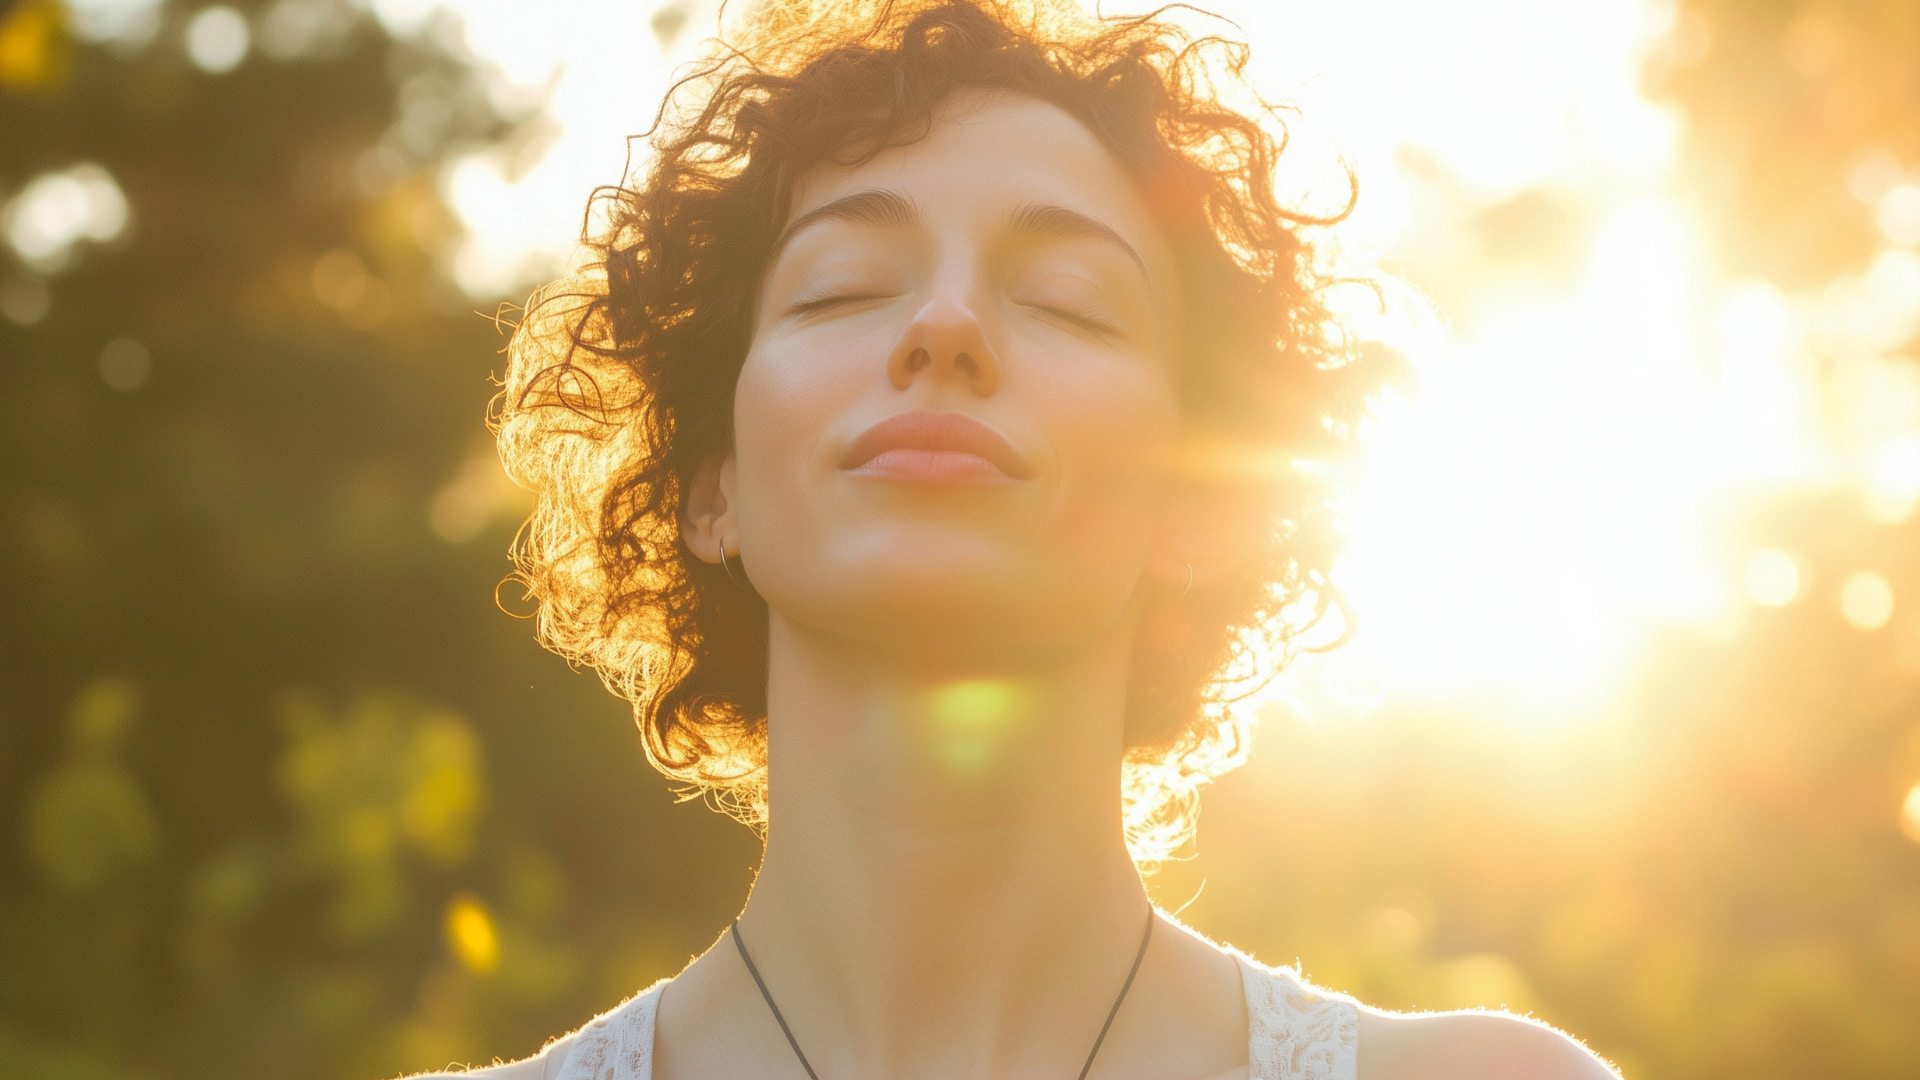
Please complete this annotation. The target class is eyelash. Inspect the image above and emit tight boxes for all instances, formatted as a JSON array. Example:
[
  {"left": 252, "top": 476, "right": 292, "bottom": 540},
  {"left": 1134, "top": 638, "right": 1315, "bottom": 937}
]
[
  {"left": 788, "top": 293, "right": 1121, "bottom": 337},
  {"left": 1030, "top": 302, "right": 1120, "bottom": 336},
  {"left": 789, "top": 292, "right": 892, "bottom": 315}
]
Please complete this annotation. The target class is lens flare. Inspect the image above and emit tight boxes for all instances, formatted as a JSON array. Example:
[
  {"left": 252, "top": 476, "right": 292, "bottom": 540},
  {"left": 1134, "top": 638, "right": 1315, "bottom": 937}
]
[
  {"left": 927, "top": 679, "right": 1032, "bottom": 773},
  {"left": 1839, "top": 572, "right": 1895, "bottom": 631},
  {"left": 1747, "top": 551, "right": 1805, "bottom": 609},
  {"left": 445, "top": 894, "right": 499, "bottom": 974},
  {"left": 1865, "top": 435, "right": 1920, "bottom": 524},
  {"left": 184, "top": 6, "right": 251, "bottom": 74}
]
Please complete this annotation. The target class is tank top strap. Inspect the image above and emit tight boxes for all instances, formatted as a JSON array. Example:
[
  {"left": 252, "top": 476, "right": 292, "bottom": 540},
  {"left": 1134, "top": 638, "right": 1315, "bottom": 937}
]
[
  {"left": 551, "top": 977, "right": 666, "bottom": 1080},
  {"left": 1235, "top": 952, "right": 1360, "bottom": 1080},
  {"left": 549, "top": 956, "right": 1357, "bottom": 1080}
]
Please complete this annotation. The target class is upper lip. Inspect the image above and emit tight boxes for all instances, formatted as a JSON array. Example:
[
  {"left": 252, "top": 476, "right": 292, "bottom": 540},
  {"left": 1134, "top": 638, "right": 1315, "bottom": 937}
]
[{"left": 840, "top": 410, "right": 1033, "bottom": 479}]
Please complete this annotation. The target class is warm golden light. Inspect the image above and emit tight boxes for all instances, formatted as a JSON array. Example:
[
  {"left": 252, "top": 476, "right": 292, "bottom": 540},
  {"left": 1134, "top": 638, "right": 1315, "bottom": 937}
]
[
  {"left": 1865, "top": 435, "right": 1920, "bottom": 524},
  {"left": 1877, "top": 185, "right": 1920, "bottom": 247},
  {"left": 25, "top": 2, "right": 1917, "bottom": 1076},
  {"left": 445, "top": 894, "right": 499, "bottom": 974},
  {"left": 1747, "top": 550, "right": 1805, "bottom": 609},
  {"left": 416, "top": 0, "right": 1889, "bottom": 720},
  {"left": 1839, "top": 572, "right": 1896, "bottom": 631}
]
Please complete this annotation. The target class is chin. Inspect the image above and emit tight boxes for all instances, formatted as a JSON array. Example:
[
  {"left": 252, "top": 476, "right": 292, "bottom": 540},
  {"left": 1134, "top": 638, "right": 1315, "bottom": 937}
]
[{"left": 775, "top": 555, "right": 1138, "bottom": 667}]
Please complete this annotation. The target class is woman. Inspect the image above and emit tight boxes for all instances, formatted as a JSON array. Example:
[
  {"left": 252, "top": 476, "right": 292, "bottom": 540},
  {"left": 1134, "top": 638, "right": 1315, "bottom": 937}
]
[{"left": 439, "top": 1, "right": 1620, "bottom": 1076}]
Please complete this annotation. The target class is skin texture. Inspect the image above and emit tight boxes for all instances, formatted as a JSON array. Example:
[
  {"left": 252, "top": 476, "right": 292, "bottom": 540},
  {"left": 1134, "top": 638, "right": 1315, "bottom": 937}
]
[{"left": 421, "top": 91, "right": 1617, "bottom": 1080}]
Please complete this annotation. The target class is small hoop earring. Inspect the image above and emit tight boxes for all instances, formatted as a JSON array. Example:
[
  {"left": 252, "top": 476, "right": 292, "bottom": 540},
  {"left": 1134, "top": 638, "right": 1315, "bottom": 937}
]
[
  {"left": 1181, "top": 562, "right": 1194, "bottom": 598},
  {"left": 720, "top": 542, "right": 746, "bottom": 588}
]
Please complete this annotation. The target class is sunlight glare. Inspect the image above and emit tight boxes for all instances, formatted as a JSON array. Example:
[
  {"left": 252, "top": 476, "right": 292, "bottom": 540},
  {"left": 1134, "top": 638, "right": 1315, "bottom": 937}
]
[
  {"left": 414, "top": 0, "right": 692, "bottom": 296},
  {"left": 1334, "top": 198, "right": 1734, "bottom": 709},
  {"left": 1715, "top": 283, "right": 1814, "bottom": 483}
]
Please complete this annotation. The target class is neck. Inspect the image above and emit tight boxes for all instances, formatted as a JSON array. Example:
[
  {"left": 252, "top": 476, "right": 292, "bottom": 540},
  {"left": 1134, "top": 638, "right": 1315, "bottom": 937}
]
[{"left": 737, "top": 611, "right": 1152, "bottom": 1076}]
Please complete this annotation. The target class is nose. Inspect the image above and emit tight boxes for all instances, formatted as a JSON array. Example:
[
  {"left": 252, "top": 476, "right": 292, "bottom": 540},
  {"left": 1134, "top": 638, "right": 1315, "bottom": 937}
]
[{"left": 886, "top": 293, "right": 1002, "bottom": 396}]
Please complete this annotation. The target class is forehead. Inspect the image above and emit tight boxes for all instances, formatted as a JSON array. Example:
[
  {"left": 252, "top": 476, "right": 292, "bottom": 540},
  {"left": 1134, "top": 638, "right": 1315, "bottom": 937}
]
[{"left": 783, "top": 88, "right": 1172, "bottom": 269}]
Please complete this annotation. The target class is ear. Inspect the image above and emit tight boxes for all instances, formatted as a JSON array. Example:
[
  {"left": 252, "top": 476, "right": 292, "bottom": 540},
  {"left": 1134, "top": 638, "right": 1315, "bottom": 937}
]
[
  {"left": 680, "top": 450, "right": 738, "bottom": 564},
  {"left": 1145, "top": 481, "right": 1255, "bottom": 593}
]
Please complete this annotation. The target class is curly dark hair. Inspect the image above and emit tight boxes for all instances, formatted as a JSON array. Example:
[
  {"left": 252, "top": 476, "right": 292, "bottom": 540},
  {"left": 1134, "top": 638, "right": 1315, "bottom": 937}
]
[{"left": 494, "top": 0, "right": 1399, "bottom": 863}]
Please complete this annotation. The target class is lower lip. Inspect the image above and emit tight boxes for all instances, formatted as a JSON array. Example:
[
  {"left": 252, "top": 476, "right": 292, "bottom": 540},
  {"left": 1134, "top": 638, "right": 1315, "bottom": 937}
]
[{"left": 848, "top": 448, "right": 1012, "bottom": 481}]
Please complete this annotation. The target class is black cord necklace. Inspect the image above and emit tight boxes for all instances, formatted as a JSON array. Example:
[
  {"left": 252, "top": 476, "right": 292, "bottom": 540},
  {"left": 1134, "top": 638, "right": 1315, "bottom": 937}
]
[{"left": 730, "top": 905, "right": 1156, "bottom": 1080}]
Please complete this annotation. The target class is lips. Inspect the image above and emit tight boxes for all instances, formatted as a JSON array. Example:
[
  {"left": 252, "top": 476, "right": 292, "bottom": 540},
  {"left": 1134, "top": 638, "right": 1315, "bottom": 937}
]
[{"left": 840, "top": 410, "right": 1033, "bottom": 481}]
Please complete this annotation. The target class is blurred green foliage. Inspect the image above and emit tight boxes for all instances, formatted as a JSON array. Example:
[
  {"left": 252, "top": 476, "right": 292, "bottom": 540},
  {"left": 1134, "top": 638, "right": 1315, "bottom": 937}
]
[
  {"left": 0, "top": 1, "right": 1916, "bottom": 1078},
  {"left": 0, "top": 2, "right": 753, "bottom": 1076}
]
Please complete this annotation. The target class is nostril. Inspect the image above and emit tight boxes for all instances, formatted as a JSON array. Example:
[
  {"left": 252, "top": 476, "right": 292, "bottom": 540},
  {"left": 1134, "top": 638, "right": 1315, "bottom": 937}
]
[
  {"left": 956, "top": 352, "right": 976, "bottom": 377},
  {"left": 908, "top": 347, "right": 931, "bottom": 372}
]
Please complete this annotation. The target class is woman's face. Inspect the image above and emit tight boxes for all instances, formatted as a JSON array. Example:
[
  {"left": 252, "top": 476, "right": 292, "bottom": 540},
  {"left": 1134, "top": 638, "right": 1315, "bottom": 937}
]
[{"left": 726, "top": 88, "right": 1186, "bottom": 666}]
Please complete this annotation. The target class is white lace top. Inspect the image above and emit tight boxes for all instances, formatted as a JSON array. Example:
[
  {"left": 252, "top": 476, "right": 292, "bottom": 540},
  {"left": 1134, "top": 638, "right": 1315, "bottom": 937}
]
[{"left": 551, "top": 951, "right": 1359, "bottom": 1080}]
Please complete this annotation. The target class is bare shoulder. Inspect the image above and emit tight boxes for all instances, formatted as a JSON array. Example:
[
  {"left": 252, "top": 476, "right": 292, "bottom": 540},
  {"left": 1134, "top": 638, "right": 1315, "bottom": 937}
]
[
  {"left": 1357, "top": 1008, "right": 1619, "bottom": 1080},
  {"left": 392, "top": 1033, "right": 576, "bottom": 1080}
]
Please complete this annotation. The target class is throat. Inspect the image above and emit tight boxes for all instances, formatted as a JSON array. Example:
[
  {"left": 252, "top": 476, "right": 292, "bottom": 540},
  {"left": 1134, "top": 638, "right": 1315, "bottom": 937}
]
[
  {"left": 730, "top": 614, "right": 1159, "bottom": 1077},
  {"left": 740, "top": 781, "right": 1154, "bottom": 1049}
]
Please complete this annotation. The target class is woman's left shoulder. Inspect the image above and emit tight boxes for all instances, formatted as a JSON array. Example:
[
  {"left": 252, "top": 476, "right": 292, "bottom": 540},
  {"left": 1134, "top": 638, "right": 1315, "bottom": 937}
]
[{"left": 1355, "top": 1008, "right": 1620, "bottom": 1080}]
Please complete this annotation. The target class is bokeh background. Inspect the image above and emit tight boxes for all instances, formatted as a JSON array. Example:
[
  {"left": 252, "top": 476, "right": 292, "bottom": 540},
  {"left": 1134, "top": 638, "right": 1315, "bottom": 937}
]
[{"left": 3, "top": 0, "right": 1919, "bottom": 1076}]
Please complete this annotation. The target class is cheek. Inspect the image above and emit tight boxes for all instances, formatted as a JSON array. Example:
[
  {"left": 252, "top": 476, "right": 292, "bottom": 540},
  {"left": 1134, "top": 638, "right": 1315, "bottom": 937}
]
[
  {"left": 728, "top": 326, "right": 879, "bottom": 549},
  {"left": 1015, "top": 357, "right": 1180, "bottom": 601},
  {"left": 1041, "top": 360, "right": 1179, "bottom": 510},
  {"left": 732, "top": 344, "right": 827, "bottom": 519},
  {"left": 734, "top": 351, "right": 815, "bottom": 477}
]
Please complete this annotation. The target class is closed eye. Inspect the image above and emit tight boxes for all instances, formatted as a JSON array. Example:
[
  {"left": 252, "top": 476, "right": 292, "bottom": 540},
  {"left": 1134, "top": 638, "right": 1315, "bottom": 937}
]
[
  {"left": 789, "top": 292, "right": 897, "bottom": 316},
  {"left": 1026, "top": 302, "right": 1122, "bottom": 337}
]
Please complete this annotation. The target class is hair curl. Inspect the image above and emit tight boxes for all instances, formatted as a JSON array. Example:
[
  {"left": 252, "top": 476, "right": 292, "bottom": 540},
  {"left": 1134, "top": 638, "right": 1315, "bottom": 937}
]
[{"left": 494, "top": 0, "right": 1400, "bottom": 865}]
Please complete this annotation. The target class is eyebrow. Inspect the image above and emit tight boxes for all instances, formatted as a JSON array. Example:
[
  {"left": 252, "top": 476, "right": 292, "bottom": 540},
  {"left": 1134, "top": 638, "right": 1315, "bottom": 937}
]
[
  {"left": 771, "top": 189, "right": 1149, "bottom": 284},
  {"left": 1004, "top": 201, "right": 1149, "bottom": 283},
  {"left": 773, "top": 188, "right": 921, "bottom": 254}
]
